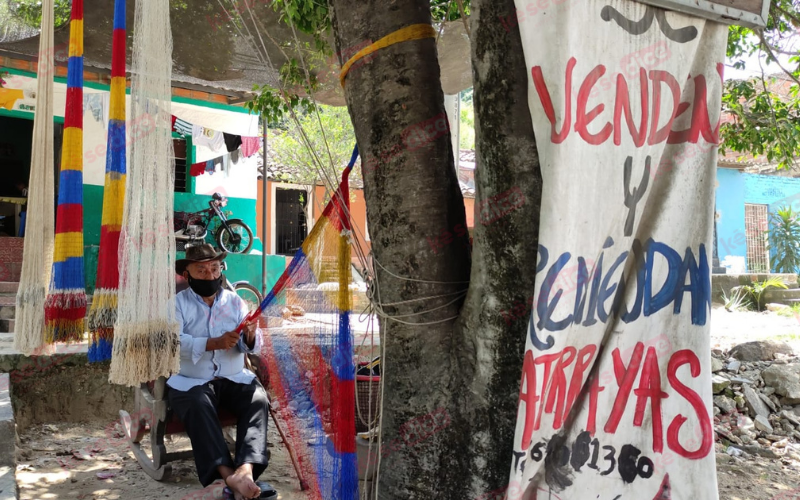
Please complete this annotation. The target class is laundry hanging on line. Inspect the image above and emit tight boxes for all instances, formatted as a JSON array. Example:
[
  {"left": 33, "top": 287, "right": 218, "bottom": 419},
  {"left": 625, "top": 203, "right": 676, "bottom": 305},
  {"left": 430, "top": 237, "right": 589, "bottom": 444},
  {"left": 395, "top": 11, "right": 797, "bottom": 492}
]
[
  {"left": 189, "top": 147, "right": 243, "bottom": 178},
  {"left": 170, "top": 114, "right": 261, "bottom": 159}
]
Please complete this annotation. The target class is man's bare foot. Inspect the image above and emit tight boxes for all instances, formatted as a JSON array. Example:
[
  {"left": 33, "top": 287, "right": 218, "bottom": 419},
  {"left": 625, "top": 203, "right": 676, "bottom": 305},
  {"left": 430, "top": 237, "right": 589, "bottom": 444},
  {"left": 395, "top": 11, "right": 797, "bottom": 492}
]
[{"left": 225, "top": 466, "right": 260, "bottom": 500}]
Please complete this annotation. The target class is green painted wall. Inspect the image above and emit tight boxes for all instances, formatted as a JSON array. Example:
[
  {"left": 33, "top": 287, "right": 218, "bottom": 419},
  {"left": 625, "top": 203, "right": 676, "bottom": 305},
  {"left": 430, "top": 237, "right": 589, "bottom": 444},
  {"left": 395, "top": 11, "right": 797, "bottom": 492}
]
[{"left": 83, "top": 185, "right": 277, "bottom": 294}]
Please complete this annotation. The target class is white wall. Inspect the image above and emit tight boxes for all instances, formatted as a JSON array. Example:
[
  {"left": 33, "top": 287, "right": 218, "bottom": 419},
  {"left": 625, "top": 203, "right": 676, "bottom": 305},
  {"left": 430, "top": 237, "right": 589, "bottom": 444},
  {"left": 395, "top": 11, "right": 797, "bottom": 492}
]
[{"left": 3, "top": 72, "right": 259, "bottom": 199}]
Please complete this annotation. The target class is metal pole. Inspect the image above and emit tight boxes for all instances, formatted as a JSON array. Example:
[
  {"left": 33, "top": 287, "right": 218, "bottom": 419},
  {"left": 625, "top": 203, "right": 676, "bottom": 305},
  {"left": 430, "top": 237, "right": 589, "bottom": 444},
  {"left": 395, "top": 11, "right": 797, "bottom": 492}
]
[{"left": 261, "top": 116, "right": 268, "bottom": 296}]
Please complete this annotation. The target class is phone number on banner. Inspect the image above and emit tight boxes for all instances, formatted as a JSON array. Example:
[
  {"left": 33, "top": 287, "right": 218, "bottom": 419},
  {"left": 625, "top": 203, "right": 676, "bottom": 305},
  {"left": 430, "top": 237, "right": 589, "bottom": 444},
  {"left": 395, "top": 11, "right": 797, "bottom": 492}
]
[{"left": 513, "top": 431, "right": 656, "bottom": 484}]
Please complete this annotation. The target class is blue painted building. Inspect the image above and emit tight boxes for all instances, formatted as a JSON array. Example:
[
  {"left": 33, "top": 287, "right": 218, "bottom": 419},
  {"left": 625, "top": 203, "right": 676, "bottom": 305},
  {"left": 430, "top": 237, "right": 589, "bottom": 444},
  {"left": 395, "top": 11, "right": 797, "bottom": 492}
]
[{"left": 715, "top": 162, "right": 800, "bottom": 274}]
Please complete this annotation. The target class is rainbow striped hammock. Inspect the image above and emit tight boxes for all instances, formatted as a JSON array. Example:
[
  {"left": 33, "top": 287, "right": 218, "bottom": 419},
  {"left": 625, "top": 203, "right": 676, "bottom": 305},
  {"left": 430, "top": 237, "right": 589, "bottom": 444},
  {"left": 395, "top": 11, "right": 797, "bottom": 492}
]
[
  {"left": 87, "top": 0, "right": 126, "bottom": 362},
  {"left": 239, "top": 147, "right": 360, "bottom": 500},
  {"left": 44, "top": 0, "right": 86, "bottom": 343}
]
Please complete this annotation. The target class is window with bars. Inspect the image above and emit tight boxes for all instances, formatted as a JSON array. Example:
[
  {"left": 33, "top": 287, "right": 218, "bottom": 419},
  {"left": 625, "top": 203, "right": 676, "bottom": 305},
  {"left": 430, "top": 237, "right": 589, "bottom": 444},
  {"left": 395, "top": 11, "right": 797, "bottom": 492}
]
[
  {"left": 173, "top": 139, "right": 187, "bottom": 193},
  {"left": 744, "top": 203, "right": 770, "bottom": 273}
]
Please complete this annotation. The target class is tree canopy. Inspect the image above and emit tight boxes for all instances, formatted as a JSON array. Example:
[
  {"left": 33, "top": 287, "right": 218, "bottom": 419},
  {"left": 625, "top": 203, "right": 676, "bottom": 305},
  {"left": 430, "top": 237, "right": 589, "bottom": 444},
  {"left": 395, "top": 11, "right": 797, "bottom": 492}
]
[{"left": 722, "top": 0, "right": 800, "bottom": 168}]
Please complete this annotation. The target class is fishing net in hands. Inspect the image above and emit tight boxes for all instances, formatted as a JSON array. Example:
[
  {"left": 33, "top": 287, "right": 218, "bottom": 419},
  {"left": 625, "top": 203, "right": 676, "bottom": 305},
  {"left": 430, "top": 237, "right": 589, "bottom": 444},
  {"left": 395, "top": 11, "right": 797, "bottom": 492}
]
[
  {"left": 248, "top": 156, "right": 360, "bottom": 500},
  {"left": 13, "top": 0, "right": 56, "bottom": 355},
  {"left": 86, "top": 0, "right": 127, "bottom": 362},
  {"left": 108, "top": 0, "right": 179, "bottom": 386},
  {"left": 43, "top": 0, "right": 86, "bottom": 344}
]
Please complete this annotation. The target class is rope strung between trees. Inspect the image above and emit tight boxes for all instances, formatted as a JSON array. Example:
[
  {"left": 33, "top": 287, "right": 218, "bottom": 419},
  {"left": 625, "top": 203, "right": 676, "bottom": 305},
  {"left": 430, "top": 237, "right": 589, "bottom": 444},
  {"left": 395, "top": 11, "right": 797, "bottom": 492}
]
[
  {"left": 14, "top": 0, "right": 55, "bottom": 356},
  {"left": 339, "top": 24, "right": 437, "bottom": 87}
]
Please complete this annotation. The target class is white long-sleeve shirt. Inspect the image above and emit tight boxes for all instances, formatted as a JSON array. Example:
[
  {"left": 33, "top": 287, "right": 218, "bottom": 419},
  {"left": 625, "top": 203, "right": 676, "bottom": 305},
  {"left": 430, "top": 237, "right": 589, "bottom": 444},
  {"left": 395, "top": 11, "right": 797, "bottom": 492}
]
[{"left": 167, "top": 287, "right": 262, "bottom": 392}]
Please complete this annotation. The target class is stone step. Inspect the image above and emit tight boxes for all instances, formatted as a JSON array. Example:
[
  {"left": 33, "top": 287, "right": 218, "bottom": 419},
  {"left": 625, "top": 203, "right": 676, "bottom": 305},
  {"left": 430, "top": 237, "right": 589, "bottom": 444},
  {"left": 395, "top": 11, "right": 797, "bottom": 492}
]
[{"left": 763, "top": 288, "right": 800, "bottom": 301}]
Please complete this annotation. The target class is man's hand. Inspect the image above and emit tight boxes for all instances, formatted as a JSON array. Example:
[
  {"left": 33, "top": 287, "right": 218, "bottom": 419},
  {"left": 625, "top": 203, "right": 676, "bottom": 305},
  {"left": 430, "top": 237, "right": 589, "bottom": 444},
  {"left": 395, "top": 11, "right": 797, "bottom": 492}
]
[
  {"left": 242, "top": 321, "right": 257, "bottom": 349},
  {"left": 207, "top": 331, "right": 240, "bottom": 351}
]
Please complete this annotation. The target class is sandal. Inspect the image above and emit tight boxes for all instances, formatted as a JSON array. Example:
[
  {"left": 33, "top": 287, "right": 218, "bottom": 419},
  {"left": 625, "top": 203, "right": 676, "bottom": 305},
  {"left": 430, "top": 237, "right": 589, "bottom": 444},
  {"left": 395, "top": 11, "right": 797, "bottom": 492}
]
[{"left": 222, "top": 480, "right": 277, "bottom": 500}]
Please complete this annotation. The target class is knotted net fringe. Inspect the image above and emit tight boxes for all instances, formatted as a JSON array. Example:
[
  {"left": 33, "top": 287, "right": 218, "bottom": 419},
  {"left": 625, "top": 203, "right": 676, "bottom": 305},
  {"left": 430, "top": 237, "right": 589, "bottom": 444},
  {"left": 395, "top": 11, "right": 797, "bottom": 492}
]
[
  {"left": 109, "top": 0, "right": 179, "bottom": 386},
  {"left": 87, "top": 289, "right": 117, "bottom": 361},
  {"left": 14, "top": 0, "right": 55, "bottom": 356}
]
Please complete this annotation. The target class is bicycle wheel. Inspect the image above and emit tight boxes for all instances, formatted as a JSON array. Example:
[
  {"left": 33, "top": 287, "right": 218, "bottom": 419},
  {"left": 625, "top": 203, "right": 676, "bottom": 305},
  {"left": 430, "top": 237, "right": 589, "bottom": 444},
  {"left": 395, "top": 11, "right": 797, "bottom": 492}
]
[
  {"left": 234, "top": 282, "right": 262, "bottom": 311},
  {"left": 215, "top": 219, "right": 254, "bottom": 254}
]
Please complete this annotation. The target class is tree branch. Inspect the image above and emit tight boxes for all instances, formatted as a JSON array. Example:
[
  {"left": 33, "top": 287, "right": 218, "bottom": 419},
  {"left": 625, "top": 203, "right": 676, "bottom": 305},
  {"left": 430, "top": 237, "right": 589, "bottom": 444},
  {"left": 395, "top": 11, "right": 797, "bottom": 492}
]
[{"left": 757, "top": 29, "right": 800, "bottom": 87}]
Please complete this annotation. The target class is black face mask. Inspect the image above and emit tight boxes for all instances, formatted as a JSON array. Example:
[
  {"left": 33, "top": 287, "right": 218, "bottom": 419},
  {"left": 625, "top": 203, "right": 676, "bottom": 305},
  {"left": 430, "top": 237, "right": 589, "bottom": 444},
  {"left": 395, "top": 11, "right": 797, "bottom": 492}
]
[{"left": 187, "top": 275, "right": 223, "bottom": 297}]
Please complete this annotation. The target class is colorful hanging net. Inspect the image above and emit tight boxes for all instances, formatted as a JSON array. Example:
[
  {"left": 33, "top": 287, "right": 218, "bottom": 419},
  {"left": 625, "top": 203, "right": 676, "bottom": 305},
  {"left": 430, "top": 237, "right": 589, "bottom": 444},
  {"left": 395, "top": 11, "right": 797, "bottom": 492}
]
[
  {"left": 44, "top": 0, "right": 86, "bottom": 343},
  {"left": 87, "top": 0, "right": 127, "bottom": 362},
  {"left": 243, "top": 148, "right": 361, "bottom": 500}
]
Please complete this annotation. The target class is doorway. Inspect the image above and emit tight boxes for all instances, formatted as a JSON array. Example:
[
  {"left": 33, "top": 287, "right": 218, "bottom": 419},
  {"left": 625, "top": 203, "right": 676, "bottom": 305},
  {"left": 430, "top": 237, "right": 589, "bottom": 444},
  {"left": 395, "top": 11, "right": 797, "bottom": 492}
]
[
  {"left": 274, "top": 188, "right": 308, "bottom": 255},
  {"left": 0, "top": 115, "right": 63, "bottom": 237}
]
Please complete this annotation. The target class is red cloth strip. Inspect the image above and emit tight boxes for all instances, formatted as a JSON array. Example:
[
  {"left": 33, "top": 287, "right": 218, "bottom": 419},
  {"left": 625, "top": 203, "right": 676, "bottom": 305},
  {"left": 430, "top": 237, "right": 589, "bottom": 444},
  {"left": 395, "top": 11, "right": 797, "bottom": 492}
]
[
  {"left": 95, "top": 227, "right": 121, "bottom": 288},
  {"left": 64, "top": 87, "right": 83, "bottom": 129},
  {"left": 71, "top": 0, "right": 84, "bottom": 21},
  {"left": 45, "top": 304, "right": 87, "bottom": 322},
  {"left": 55, "top": 204, "right": 84, "bottom": 233},
  {"left": 111, "top": 29, "right": 126, "bottom": 77}
]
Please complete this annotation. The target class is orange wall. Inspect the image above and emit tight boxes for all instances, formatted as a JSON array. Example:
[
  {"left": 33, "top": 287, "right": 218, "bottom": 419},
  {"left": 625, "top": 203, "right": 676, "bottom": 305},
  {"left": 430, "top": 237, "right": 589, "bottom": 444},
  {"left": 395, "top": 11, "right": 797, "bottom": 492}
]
[
  {"left": 256, "top": 181, "right": 473, "bottom": 257},
  {"left": 464, "top": 197, "right": 475, "bottom": 228},
  {"left": 255, "top": 179, "right": 273, "bottom": 252},
  {"left": 313, "top": 185, "right": 372, "bottom": 262}
]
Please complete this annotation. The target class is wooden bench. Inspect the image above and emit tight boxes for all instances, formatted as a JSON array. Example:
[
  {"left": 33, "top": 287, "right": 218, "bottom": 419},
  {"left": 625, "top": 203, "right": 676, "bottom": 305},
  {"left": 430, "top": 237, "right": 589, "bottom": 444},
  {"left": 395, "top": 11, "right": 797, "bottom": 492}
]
[{"left": 118, "top": 353, "right": 308, "bottom": 489}]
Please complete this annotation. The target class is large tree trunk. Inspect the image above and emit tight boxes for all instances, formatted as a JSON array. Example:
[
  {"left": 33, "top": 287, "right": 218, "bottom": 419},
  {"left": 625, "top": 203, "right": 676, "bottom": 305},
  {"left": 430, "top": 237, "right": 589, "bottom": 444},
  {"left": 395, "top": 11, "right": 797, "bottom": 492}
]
[
  {"left": 329, "top": 0, "right": 541, "bottom": 497},
  {"left": 449, "top": 0, "right": 543, "bottom": 495},
  {"left": 329, "top": 0, "right": 471, "bottom": 497}
]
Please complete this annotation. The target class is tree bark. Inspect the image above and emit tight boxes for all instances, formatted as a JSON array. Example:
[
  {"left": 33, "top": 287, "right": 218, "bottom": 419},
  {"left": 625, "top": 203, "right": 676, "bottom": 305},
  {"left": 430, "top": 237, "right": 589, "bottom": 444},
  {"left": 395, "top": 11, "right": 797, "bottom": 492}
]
[
  {"left": 329, "top": 0, "right": 471, "bottom": 497},
  {"left": 329, "top": 0, "right": 541, "bottom": 497},
  {"left": 449, "top": 0, "right": 542, "bottom": 495}
]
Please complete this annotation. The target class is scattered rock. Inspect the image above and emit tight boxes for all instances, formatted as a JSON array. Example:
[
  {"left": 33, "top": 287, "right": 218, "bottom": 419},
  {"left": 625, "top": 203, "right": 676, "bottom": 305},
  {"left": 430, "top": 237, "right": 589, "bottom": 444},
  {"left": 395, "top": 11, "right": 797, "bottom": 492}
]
[
  {"left": 714, "top": 395, "right": 737, "bottom": 414},
  {"left": 781, "top": 410, "right": 800, "bottom": 427},
  {"left": 713, "top": 375, "right": 732, "bottom": 394},
  {"left": 712, "top": 358, "right": 725, "bottom": 373},
  {"left": 762, "top": 364, "right": 800, "bottom": 404},
  {"left": 741, "top": 444, "right": 780, "bottom": 459},
  {"left": 743, "top": 384, "right": 771, "bottom": 420},
  {"left": 730, "top": 341, "right": 794, "bottom": 362},
  {"left": 766, "top": 303, "right": 790, "bottom": 312},
  {"left": 755, "top": 415, "right": 774, "bottom": 433},
  {"left": 727, "top": 360, "right": 742, "bottom": 372},
  {"left": 774, "top": 439, "right": 790, "bottom": 448},
  {"left": 737, "top": 416, "right": 755, "bottom": 433},
  {"left": 726, "top": 446, "right": 743, "bottom": 457},
  {"left": 759, "top": 392, "right": 778, "bottom": 412}
]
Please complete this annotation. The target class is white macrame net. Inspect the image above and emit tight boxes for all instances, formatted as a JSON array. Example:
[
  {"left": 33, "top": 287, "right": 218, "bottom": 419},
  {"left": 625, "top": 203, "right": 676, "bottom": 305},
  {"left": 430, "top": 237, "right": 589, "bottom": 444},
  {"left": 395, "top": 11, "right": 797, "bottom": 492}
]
[
  {"left": 14, "top": 0, "right": 55, "bottom": 356},
  {"left": 109, "top": 0, "right": 179, "bottom": 386}
]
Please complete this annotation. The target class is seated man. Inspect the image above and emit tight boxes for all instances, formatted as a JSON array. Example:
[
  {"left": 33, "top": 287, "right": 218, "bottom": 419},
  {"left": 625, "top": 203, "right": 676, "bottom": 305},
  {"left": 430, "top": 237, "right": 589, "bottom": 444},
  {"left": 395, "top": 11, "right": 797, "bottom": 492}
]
[{"left": 169, "top": 244, "right": 268, "bottom": 500}]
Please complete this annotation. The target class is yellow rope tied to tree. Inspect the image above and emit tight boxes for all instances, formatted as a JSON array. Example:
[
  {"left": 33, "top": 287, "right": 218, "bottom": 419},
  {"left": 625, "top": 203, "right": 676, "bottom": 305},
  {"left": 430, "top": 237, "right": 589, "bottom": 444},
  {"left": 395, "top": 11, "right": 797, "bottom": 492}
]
[{"left": 339, "top": 24, "right": 436, "bottom": 87}]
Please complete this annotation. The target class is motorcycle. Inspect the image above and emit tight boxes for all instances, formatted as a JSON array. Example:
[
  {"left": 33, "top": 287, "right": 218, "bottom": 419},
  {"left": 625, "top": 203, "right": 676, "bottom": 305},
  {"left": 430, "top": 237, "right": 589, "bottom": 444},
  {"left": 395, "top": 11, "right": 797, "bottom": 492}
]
[
  {"left": 175, "top": 193, "right": 254, "bottom": 254},
  {"left": 221, "top": 261, "right": 263, "bottom": 311}
]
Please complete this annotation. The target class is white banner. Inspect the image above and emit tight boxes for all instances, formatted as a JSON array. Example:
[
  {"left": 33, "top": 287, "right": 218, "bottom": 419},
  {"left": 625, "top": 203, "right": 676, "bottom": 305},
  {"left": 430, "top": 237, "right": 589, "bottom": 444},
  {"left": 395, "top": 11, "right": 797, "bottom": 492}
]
[{"left": 508, "top": 1, "right": 727, "bottom": 499}]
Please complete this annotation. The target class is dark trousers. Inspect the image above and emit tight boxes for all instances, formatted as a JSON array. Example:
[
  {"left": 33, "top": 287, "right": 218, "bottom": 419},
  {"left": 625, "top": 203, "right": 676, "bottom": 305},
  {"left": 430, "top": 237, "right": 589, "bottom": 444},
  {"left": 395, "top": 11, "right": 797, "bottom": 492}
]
[{"left": 168, "top": 378, "right": 270, "bottom": 487}]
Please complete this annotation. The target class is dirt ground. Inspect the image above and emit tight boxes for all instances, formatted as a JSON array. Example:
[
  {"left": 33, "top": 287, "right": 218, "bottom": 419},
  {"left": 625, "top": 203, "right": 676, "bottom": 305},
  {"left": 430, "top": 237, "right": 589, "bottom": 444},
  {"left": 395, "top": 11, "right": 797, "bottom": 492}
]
[
  {"left": 716, "top": 450, "right": 800, "bottom": 500},
  {"left": 13, "top": 305, "right": 800, "bottom": 499},
  {"left": 15, "top": 422, "right": 309, "bottom": 500}
]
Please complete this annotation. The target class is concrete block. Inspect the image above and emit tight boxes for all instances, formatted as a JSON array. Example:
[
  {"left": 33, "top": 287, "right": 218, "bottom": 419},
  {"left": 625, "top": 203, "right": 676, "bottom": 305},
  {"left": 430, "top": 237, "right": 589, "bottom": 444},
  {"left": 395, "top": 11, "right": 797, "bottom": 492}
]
[
  {"left": 0, "top": 374, "right": 15, "bottom": 467},
  {"left": 0, "top": 466, "right": 16, "bottom": 500}
]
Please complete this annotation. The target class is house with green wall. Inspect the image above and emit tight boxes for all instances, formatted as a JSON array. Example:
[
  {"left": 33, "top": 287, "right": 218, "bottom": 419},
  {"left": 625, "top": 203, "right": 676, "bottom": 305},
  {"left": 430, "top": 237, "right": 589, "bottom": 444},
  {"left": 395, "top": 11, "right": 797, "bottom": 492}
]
[{"left": 0, "top": 65, "right": 287, "bottom": 296}]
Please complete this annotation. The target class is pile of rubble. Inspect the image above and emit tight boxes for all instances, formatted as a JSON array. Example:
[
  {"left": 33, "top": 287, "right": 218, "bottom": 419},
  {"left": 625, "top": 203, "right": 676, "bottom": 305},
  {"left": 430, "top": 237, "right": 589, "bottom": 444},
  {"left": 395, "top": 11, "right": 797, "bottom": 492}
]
[{"left": 712, "top": 340, "right": 800, "bottom": 461}]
